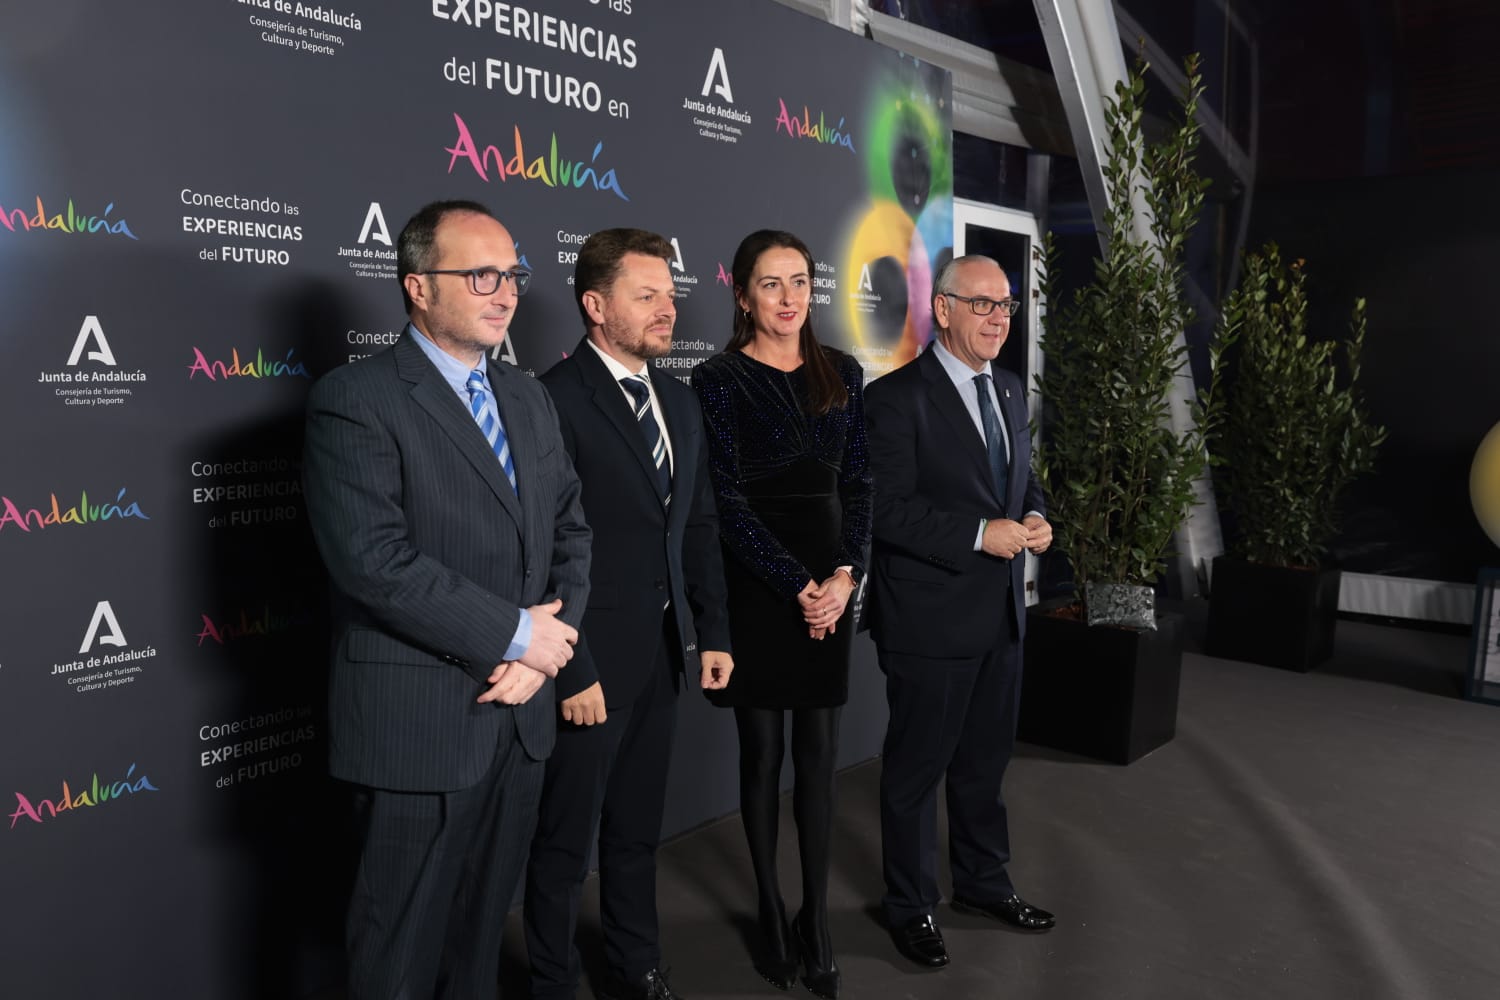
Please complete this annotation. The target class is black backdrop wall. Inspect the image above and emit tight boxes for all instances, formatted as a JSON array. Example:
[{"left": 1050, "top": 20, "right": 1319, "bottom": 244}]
[
  {"left": 1249, "top": 168, "right": 1500, "bottom": 585},
  {"left": 0, "top": 3, "right": 952, "bottom": 996}
]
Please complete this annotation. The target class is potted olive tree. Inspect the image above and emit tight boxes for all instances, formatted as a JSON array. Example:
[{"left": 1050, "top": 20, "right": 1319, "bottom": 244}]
[
  {"left": 1205, "top": 245, "right": 1384, "bottom": 671},
  {"left": 1018, "top": 55, "right": 1227, "bottom": 764}
]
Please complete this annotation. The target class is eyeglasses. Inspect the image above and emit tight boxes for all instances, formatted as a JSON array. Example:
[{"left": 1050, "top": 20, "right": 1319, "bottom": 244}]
[
  {"left": 944, "top": 292, "right": 1019, "bottom": 317},
  {"left": 420, "top": 267, "right": 532, "bottom": 296}
]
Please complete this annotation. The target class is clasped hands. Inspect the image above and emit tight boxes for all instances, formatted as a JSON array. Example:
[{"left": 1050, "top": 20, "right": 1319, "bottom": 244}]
[
  {"left": 798, "top": 568, "right": 856, "bottom": 641},
  {"left": 982, "top": 514, "right": 1052, "bottom": 560},
  {"left": 557, "top": 649, "right": 734, "bottom": 727},
  {"left": 477, "top": 598, "right": 577, "bottom": 706}
]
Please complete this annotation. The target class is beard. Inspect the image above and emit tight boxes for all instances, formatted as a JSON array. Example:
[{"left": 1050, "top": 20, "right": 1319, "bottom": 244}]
[{"left": 604, "top": 315, "right": 672, "bottom": 363}]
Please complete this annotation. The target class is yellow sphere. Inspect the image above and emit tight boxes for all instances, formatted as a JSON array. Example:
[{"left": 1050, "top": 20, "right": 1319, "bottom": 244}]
[{"left": 1472, "top": 422, "right": 1500, "bottom": 548}]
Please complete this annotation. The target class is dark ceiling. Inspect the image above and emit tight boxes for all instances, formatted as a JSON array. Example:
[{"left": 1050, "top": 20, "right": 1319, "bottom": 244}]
[{"left": 870, "top": 0, "right": 1500, "bottom": 181}]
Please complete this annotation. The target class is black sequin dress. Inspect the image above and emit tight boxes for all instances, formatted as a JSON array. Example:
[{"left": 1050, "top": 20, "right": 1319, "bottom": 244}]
[{"left": 691, "top": 347, "right": 873, "bottom": 709}]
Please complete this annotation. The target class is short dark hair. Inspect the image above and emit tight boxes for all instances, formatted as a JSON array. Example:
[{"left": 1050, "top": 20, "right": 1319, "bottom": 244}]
[
  {"left": 396, "top": 200, "right": 495, "bottom": 314},
  {"left": 573, "top": 228, "right": 674, "bottom": 324}
]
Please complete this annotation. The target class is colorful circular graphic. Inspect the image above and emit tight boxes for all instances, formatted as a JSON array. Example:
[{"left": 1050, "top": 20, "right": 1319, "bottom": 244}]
[
  {"left": 845, "top": 201, "right": 914, "bottom": 352},
  {"left": 865, "top": 95, "right": 951, "bottom": 220},
  {"left": 1472, "top": 421, "right": 1500, "bottom": 548}
]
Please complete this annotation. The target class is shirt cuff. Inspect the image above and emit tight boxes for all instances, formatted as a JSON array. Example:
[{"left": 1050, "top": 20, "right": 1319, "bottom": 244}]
[
  {"left": 504, "top": 608, "right": 533, "bottom": 662},
  {"left": 974, "top": 518, "right": 987, "bottom": 551}
]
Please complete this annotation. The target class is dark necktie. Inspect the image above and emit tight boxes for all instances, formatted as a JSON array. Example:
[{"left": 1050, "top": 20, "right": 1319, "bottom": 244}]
[
  {"left": 973, "top": 372, "right": 1009, "bottom": 509},
  {"left": 466, "top": 368, "right": 516, "bottom": 491},
  {"left": 621, "top": 374, "right": 671, "bottom": 504}
]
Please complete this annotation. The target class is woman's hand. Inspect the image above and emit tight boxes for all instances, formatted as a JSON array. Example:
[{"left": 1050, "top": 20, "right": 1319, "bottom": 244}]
[{"left": 798, "top": 569, "right": 855, "bottom": 639}]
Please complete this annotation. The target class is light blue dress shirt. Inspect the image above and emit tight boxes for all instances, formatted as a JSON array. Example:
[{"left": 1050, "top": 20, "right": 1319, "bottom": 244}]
[{"left": 408, "top": 322, "right": 532, "bottom": 662}]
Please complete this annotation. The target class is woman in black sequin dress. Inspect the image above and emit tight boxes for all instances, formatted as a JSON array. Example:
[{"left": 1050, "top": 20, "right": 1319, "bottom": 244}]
[{"left": 691, "top": 230, "right": 872, "bottom": 999}]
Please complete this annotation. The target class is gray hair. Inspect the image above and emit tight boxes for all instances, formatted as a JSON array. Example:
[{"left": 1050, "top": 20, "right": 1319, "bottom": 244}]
[{"left": 933, "top": 254, "right": 1003, "bottom": 297}]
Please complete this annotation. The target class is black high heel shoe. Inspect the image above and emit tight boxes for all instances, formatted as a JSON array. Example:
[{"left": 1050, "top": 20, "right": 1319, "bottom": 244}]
[
  {"left": 795, "top": 908, "right": 840, "bottom": 999},
  {"left": 752, "top": 905, "right": 797, "bottom": 990}
]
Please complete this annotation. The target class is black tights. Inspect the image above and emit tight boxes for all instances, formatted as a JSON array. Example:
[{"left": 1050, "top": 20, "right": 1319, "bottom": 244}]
[{"left": 734, "top": 706, "right": 841, "bottom": 925}]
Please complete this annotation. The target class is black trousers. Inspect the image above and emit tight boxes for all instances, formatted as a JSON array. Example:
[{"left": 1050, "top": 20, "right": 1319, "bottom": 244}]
[
  {"left": 878, "top": 637, "right": 1023, "bottom": 926},
  {"left": 346, "top": 709, "right": 544, "bottom": 1000},
  {"left": 524, "top": 618, "right": 679, "bottom": 998}
]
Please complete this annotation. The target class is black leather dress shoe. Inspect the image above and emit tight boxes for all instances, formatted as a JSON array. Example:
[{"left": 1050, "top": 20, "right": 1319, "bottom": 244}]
[
  {"left": 890, "top": 914, "right": 949, "bottom": 968},
  {"left": 600, "top": 967, "right": 684, "bottom": 1000},
  {"left": 952, "top": 893, "right": 1056, "bottom": 931}
]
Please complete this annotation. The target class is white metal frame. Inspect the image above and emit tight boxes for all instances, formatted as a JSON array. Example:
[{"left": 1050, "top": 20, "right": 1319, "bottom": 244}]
[{"left": 954, "top": 198, "right": 1046, "bottom": 606}]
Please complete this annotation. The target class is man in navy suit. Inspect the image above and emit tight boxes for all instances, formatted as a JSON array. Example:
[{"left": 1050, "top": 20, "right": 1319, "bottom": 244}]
[
  {"left": 525, "top": 228, "right": 733, "bottom": 1000},
  {"left": 303, "top": 200, "right": 591, "bottom": 999},
  {"left": 864, "top": 255, "right": 1055, "bottom": 970}
]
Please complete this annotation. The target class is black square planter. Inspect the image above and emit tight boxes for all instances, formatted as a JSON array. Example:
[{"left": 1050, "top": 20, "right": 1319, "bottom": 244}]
[
  {"left": 1018, "top": 605, "right": 1184, "bottom": 764},
  {"left": 1205, "top": 556, "right": 1340, "bottom": 672}
]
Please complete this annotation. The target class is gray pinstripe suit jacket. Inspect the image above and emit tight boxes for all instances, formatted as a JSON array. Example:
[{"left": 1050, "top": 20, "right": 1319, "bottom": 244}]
[{"left": 304, "top": 329, "right": 592, "bottom": 793}]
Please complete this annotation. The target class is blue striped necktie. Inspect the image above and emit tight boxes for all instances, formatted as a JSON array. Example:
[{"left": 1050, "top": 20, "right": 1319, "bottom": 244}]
[
  {"left": 974, "top": 372, "right": 1009, "bottom": 510},
  {"left": 466, "top": 368, "right": 516, "bottom": 491},
  {"left": 620, "top": 374, "right": 671, "bottom": 504}
]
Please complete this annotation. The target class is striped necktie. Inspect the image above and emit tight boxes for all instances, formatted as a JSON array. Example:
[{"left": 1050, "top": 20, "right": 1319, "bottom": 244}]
[
  {"left": 620, "top": 374, "right": 671, "bottom": 504},
  {"left": 466, "top": 368, "right": 516, "bottom": 491}
]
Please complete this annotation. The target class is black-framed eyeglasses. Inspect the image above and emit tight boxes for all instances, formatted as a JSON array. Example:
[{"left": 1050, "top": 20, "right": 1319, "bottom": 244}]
[
  {"left": 944, "top": 292, "right": 1019, "bottom": 317},
  {"left": 420, "top": 267, "right": 532, "bottom": 296}
]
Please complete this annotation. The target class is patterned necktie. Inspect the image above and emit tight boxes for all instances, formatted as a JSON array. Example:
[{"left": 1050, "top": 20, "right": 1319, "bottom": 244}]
[
  {"left": 973, "top": 372, "right": 1009, "bottom": 509},
  {"left": 620, "top": 374, "right": 671, "bottom": 504},
  {"left": 466, "top": 368, "right": 516, "bottom": 491}
]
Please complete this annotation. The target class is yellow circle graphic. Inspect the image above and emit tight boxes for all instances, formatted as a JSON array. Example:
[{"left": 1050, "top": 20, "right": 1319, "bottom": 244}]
[{"left": 1472, "top": 422, "right": 1500, "bottom": 548}]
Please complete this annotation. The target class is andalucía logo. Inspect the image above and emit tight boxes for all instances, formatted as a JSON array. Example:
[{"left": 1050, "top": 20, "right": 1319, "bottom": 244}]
[
  {"left": 715, "top": 262, "right": 731, "bottom": 286},
  {"left": 53, "top": 600, "right": 158, "bottom": 692},
  {"left": 9, "top": 764, "right": 159, "bottom": 830},
  {"left": 187, "top": 347, "right": 311, "bottom": 380},
  {"left": 0, "top": 196, "right": 138, "bottom": 240},
  {"left": 445, "top": 113, "right": 630, "bottom": 202},
  {"left": 38, "top": 316, "right": 150, "bottom": 407},
  {"left": 0, "top": 489, "right": 150, "bottom": 533},
  {"left": 197, "top": 605, "right": 314, "bottom": 646},
  {"left": 774, "top": 99, "right": 857, "bottom": 152}
]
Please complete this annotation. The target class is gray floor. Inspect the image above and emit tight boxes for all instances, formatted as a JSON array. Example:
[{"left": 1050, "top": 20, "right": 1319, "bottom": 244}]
[
  {"left": 314, "top": 615, "right": 1499, "bottom": 999},
  {"left": 485, "top": 617, "right": 1499, "bottom": 1000}
]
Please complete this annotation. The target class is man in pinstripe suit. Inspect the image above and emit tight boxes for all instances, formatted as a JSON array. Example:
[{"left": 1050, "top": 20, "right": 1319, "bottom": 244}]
[{"left": 304, "top": 200, "right": 592, "bottom": 999}]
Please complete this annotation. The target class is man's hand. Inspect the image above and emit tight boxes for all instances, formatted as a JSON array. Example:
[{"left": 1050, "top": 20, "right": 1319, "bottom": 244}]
[
  {"left": 981, "top": 518, "right": 1030, "bottom": 559},
  {"left": 1022, "top": 514, "right": 1053, "bottom": 555},
  {"left": 477, "top": 661, "right": 547, "bottom": 705},
  {"left": 519, "top": 598, "right": 578, "bottom": 677},
  {"left": 699, "top": 650, "right": 734, "bottom": 690},
  {"left": 560, "top": 681, "right": 607, "bottom": 725},
  {"left": 798, "top": 569, "right": 855, "bottom": 637}
]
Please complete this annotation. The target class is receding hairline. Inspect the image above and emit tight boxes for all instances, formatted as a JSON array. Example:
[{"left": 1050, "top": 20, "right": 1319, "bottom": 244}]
[
  {"left": 429, "top": 210, "right": 516, "bottom": 264},
  {"left": 935, "top": 254, "right": 1006, "bottom": 296}
]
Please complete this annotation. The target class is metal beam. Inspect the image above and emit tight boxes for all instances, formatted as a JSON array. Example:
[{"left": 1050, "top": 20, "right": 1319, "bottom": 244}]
[{"left": 1033, "top": 0, "right": 1222, "bottom": 595}]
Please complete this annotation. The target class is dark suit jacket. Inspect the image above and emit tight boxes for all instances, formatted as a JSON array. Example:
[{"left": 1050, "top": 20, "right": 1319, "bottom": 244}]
[
  {"left": 540, "top": 340, "right": 731, "bottom": 708},
  {"left": 304, "top": 330, "right": 591, "bottom": 793},
  {"left": 865, "top": 344, "right": 1045, "bottom": 658}
]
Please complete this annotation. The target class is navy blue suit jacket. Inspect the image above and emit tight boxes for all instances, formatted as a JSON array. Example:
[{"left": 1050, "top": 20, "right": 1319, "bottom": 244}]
[
  {"left": 865, "top": 344, "right": 1045, "bottom": 657},
  {"left": 540, "top": 340, "right": 731, "bottom": 707}
]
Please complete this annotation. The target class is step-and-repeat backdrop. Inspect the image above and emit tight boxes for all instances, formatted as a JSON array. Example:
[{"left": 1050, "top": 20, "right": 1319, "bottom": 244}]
[{"left": 0, "top": 2, "right": 951, "bottom": 996}]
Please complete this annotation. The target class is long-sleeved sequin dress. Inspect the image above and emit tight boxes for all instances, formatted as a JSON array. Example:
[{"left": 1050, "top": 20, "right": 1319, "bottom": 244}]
[{"left": 691, "top": 347, "right": 873, "bottom": 709}]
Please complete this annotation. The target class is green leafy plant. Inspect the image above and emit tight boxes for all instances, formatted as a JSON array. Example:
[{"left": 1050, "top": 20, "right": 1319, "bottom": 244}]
[
  {"left": 1034, "top": 54, "right": 1227, "bottom": 620},
  {"left": 1210, "top": 244, "right": 1385, "bottom": 568}
]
